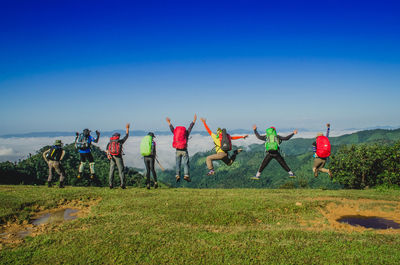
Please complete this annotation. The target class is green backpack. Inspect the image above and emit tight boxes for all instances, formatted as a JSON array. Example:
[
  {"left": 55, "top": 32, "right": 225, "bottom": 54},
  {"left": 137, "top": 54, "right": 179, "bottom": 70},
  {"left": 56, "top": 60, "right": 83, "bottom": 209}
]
[
  {"left": 265, "top": 127, "right": 279, "bottom": 151},
  {"left": 140, "top": 135, "right": 153, "bottom": 156}
]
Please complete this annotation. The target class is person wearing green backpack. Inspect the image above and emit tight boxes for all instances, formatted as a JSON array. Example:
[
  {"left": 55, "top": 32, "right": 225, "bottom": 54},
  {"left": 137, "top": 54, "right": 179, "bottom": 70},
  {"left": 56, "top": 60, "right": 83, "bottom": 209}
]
[
  {"left": 251, "top": 125, "right": 298, "bottom": 180},
  {"left": 140, "top": 132, "right": 158, "bottom": 189}
]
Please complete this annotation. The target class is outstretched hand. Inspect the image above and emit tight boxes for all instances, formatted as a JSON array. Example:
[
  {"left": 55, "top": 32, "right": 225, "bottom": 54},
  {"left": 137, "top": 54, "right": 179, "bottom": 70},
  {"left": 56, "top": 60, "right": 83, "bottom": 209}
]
[
  {"left": 243, "top": 134, "right": 249, "bottom": 139},
  {"left": 75, "top": 132, "right": 79, "bottom": 137},
  {"left": 193, "top": 114, "right": 197, "bottom": 123},
  {"left": 252, "top": 125, "right": 257, "bottom": 130},
  {"left": 200, "top": 117, "right": 206, "bottom": 123},
  {"left": 126, "top": 123, "right": 130, "bottom": 129},
  {"left": 166, "top": 117, "right": 171, "bottom": 124},
  {"left": 327, "top": 123, "right": 330, "bottom": 128},
  {"left": 293, "top": 130, "right": 298, "bottom": 135}
]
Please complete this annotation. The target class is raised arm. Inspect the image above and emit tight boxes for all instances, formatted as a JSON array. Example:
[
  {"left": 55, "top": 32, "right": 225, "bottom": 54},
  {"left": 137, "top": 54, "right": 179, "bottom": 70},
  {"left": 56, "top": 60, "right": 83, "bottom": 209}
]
[
  {"left": 200, "top": 118, "right": 212, "bottom": 135},
  {"left": 279, "top": 130, "right": 297, "bottom": 141},
  {"left": 94, "top": 130, "right": 100, "bottom": 143},
  {"left": 253, "top": 125, "right": 266, "bottom": 141},
  {"left": 187, "top": 114, "right": 197, "bottom": 136},
  {"left": 166, "top": 117, "right": 174, "bottom": 133},
  {"left": 121, "top": 123, "right": 130, "bottom": 143},
  {"left": 326, "top": 123, "right": 330, "bottom": 138}
]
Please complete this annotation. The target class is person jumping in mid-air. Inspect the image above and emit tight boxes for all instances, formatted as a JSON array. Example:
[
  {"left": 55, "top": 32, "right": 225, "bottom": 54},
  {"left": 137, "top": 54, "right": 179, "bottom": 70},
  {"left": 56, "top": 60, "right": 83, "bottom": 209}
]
[
  {"left": 75, "top": 128, "right": 100, "bottom": 185},
  {"left": 166, "top": 114, "right": 197, "bottom": 182},
  {"left": 312, "top": 123, "right": 332, "bottom": 178},
  {"left": 251, "top": 125, "right": 298, "bottom": 180},
  {"left": 200, "top": 118, "right": 248, "bottom": 176}
]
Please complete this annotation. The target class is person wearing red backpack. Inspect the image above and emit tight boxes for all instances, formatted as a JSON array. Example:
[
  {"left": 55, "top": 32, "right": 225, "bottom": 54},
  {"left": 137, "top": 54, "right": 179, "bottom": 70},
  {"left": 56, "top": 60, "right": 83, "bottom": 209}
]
[
  {"left": 312, "top": 123, "right": 332, "bottom": 178},
  {"left": 166, "top": 114, "right": 197, "bottom": 182},
  {"left": 200, "top": 118, "right": 248, "bottom": 176},
  {"left": 106, "top": 123, "right": 130, "bottom": 189}
]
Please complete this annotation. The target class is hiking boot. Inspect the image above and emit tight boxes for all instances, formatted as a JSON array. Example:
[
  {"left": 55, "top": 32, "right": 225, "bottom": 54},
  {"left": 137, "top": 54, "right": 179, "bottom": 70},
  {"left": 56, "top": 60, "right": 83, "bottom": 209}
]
[
  {"left": 251, "top": 176, "right": 260, "bottom": 180},
  {"left": 146, "top": 183, "right": 150, "bottom": 190},
  {"left": 176, "top": 175, "right": 181, "bottom": 183},
  {"left": 154, "top": 182, "right": 159, "bottom": 189},
  {"left": 121, "top": 185, "right": 126, "bottom": 189},
  {"left": 47, "top": 181, "right": 52, "bottom": 187},
  {"left": 184, "top": 175, "right": 191, "bottom": 182},
  {"left": 289, "top": 172, "right": 296, "bottom": 178},
  {"left": 109, "top": 185, "right": 113, "bottom": 189},
  {"left": 90, "top": 174, "right": 95, "bottom": 179},
  {"left": 59, "top": 181, "right": 64, "bottom": 188},
  {"left": 207, "top": 170, "right": 215, "bottom": 176},
  {"left": 77, "top": 174, "right": 82, "bottom": 179},
  {"left": 233, "top": 149, "right": 243, "bottom": 155}
]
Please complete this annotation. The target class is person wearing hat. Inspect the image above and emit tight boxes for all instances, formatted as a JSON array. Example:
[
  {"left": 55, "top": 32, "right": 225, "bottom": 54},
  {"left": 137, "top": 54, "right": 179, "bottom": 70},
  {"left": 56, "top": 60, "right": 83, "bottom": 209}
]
[
  {"left": 312, "top": 123, "right": 332, "bottom": 178},
  {"left": 106, "top": 123, "right": 130, "bottom": 189},
  {"left": 43, "top": 140, "right": 66, "bottom": 188},
  {"left": 251, "top": 125, "right": 298, "bottom": 180},
  {"left": 200, "top": 118, "right": 249, "bottom": 176},
  {"left": 142, "top": 132, "right": 158, "bottom": 189}
]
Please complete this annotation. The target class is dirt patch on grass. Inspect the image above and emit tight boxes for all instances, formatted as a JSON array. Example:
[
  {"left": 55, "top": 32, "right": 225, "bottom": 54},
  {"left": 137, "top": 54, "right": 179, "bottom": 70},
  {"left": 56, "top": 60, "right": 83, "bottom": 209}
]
[
  {"left": 301, "top": 197, "right": 400, "bottom": 234},
  {"left": 0, "top": 198, "right": 101, "bottom": 248}
]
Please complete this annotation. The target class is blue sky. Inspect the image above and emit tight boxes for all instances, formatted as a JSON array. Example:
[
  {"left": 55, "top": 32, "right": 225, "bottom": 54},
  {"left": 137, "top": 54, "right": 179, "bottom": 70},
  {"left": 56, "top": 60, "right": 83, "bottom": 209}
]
[{"left": 0, "top": 0, "right": 399, "bottom": 134}]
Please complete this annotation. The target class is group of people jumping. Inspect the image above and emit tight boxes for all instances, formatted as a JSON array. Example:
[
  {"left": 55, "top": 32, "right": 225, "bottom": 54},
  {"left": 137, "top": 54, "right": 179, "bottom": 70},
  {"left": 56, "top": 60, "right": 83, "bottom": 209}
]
[{"left": 43, "top": 115, "right": 332, "bottom": 189}]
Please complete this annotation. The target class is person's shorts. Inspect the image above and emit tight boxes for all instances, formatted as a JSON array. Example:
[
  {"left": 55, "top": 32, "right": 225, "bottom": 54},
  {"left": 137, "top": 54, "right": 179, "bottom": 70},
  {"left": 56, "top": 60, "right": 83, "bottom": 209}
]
[{"left": 80, "top": 153, "right": 94, "bottom": 163}]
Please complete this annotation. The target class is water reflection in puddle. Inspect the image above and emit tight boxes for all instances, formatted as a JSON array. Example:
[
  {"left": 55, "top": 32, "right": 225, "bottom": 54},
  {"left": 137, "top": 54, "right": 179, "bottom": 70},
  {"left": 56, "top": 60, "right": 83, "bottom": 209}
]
[
  {"left": 337, "top": 215, "right": 400, "bottom": 229},
  {"left": 1, "top": 208, "right": 80, "bottom": 239}
]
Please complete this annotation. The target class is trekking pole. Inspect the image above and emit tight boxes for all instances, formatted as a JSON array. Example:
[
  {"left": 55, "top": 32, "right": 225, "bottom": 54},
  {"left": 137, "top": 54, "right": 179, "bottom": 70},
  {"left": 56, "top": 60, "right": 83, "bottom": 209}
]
[{"left": 155, "top": 157, "right": 165, "bottom": 171}]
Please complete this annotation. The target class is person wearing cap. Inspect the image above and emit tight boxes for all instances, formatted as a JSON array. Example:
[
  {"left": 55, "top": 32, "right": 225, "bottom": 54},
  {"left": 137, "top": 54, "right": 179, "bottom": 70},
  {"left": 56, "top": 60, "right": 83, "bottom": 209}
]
[
  {"left": 312, "top": 123, "right": 332, "bottom": 178},
  {"left": 75, "top": 128, "right": 100, "bottom": 183},
  {"left": 143, "top": 132, "right": 158, "bottom": 189},
  {"left": 251, "top": 125, "right": 298, "bottom": 180},
  {"left": 200, "top": 118, "right": 249, "bottom": 176},
  {"left": 43, "top": 140, "right": 66, "bottom": 188},
  {"left": 106, "top": 123, "right": 130, "bottom": 189}
]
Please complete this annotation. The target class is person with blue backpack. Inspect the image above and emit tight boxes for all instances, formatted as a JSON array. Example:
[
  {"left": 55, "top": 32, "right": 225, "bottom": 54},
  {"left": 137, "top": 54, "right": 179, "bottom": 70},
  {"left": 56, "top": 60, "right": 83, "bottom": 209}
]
[
  {"left": 251, "top": 125, "right": 298, "bottom": 180},
  {"left": 166, "top": 114, "right": 197, "bottom": 182},
  {"left": 42, "top": 140, "right": 66, "bottom": 188},
  {"left": 140, "top": 132, "right": 158, "bottom": 189},
  {"left": 75, "top": 128, "right": 100, "bottom": 185}
]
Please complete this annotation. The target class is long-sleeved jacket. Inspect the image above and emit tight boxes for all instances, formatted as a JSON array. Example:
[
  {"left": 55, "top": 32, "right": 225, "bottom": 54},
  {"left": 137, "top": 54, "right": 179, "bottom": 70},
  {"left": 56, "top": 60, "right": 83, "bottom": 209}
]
[{"left": 202, "top": 120, "right": 246, "bottom": 153}]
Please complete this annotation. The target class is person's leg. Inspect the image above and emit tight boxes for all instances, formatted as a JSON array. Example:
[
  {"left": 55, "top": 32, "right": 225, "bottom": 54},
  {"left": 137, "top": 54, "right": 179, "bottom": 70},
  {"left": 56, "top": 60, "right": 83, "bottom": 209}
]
[
  {"left": 313, "top": 158, "right": 324, "bottom": 177},
  {"left": 78, "top": 153, "right": 86, "bottom": 178},
  {"left": 251, "top": 153, "right": 273, "bottom": 179},
  {"left": 175, "top": 151, "right": 182, "bottom": 181},
  {"left": 47, "top": 161, "right": 53, "bottom": 186},
  {"left": 206, "top": 153, "right": 227, "bottom": 170},
  {"left": 109, "top": 157, "right": 116, "bottom": 187},
  {"left": 88, "top": 153, "right": 95, "bottom": 175},
  {"left": 53, "top": 161, "right": 64, "bottom": 184},
  {"left": 150, "top": 157, "right": 157, "bottom": 183},
  {"left": 274, "top": 153, "right": 295, "bottom": 177},
  {"left": 115, "top": 156, "right": 125, "bottom": 188},
  {"left": 183, "top": 150, "right": 190, "bottom": 181},
  {"left": 144, "top": 157, "right": 151, "bottom": 188}
]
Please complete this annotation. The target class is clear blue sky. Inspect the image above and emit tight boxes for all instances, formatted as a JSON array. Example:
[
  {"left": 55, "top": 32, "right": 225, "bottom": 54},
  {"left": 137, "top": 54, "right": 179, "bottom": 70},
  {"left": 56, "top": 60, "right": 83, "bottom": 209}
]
[{"left": 0, "top": 0, "right": 399, "bottom": 134}]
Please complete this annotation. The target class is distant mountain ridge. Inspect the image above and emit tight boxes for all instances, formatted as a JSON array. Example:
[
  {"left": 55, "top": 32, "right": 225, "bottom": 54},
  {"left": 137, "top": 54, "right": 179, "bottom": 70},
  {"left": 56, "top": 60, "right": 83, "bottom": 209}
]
[{"left": 2, "top": 126, "right": 399, "bottom": 138}]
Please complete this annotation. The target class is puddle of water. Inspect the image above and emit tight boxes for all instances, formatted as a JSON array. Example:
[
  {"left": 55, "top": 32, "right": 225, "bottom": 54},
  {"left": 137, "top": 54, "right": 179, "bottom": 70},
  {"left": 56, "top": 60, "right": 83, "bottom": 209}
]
[
  {"left": 0, "top": 208, "right": 80, "bottom": 239},
  {"left": 32, "top": 208, "right": 79, "bottom": 226},
  {"left": 337, "top": 215, "right": 400, "bottom": 229}
]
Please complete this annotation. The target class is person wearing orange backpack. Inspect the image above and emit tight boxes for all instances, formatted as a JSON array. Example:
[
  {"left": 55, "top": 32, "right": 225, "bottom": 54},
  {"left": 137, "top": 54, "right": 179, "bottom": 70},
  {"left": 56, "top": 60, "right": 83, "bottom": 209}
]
[
  {"left": 106, "top": 123, "right": 130, "bottom": 189},
  {"left": 200, "top": 118, "right": 248, "bottom": 176},
  {"left": 312, "top": 123, "right": 332, "bottom": 178},
  {"left": 166, "top": 114, "right": 197, "bottom": 182}
]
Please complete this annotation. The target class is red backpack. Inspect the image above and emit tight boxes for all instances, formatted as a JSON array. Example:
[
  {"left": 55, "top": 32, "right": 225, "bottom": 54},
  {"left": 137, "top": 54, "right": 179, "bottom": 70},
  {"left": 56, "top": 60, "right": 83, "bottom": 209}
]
[
  {"left": 108, "top": 135, "right": 122, "bottom": 156},
  {"left": 316, "top": 136, "right": 331, "bottom": 158},
  {"left": 172, "top": 126, "right": 188, "bottom": 149}
]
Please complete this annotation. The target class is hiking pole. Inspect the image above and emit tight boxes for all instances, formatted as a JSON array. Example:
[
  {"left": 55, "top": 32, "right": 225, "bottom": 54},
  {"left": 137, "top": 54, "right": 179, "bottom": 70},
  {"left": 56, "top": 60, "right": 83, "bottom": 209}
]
[{"left": 155, "top": 157, "right": 165, "bottom": 171}]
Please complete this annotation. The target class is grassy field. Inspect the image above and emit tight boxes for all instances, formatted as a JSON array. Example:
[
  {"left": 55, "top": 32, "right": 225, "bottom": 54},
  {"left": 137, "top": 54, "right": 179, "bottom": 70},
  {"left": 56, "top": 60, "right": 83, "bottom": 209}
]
[{"left": 1, "top": 185, "right": 400, "bottom": 264}]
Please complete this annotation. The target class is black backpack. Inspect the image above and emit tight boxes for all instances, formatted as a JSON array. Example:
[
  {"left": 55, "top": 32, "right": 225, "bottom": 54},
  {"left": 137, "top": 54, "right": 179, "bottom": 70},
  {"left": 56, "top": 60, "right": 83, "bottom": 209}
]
[
  {"left": 220, "top": 129, "right": 232, "bottom": 152},
  {"left": 76, "top": 133, "right": 89, "bottom": 150},
  {"left": 46, "top": 146, "right": 63, "bottom": 161}
]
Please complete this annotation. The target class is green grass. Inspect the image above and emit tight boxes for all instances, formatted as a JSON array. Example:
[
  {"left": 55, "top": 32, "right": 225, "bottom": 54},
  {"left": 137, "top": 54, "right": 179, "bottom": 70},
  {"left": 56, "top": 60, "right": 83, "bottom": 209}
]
[{"left": 1, "top": 185, "right": 400, "bottom": 264}]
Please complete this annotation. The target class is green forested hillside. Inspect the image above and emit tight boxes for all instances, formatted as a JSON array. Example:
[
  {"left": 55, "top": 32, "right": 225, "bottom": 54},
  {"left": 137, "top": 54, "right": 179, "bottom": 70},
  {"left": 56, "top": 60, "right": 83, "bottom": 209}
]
[
  {"left": 0, "top": 144, "right": 145, "bottom": 187},
  {"left": 158, "top": 128, "right": 400, "bottom": 189}
]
